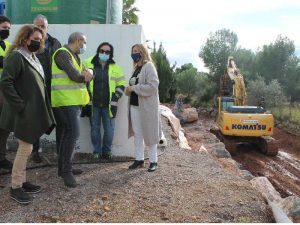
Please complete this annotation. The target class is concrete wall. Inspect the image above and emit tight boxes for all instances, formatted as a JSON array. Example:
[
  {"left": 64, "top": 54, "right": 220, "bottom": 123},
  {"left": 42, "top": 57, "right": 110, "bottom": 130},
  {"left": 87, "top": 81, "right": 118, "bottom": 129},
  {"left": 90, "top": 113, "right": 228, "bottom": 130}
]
[{"left": 7, "top": 24, "right": 146, "bottom": 157}]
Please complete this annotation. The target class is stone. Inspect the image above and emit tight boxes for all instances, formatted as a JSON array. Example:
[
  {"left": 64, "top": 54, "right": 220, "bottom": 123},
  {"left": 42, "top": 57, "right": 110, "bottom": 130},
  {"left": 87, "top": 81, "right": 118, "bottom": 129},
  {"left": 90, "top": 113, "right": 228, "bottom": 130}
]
[{"left": 278, "top": 196, "right": 300, "bottom": 223}]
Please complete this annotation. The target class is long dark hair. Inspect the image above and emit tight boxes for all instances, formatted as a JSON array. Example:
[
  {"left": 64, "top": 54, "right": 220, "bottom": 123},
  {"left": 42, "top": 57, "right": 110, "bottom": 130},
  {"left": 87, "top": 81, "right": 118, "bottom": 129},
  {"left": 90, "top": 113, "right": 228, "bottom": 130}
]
[{"left": 91, "top": 42, "right": 115, "bottom": 65}]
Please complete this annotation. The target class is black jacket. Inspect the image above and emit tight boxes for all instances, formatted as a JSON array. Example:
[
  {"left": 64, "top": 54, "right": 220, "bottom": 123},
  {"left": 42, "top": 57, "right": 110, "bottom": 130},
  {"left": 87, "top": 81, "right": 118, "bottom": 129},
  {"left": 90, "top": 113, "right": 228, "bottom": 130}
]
[{"left": 36, "top": 33, "right": 61, "bottom": 98}]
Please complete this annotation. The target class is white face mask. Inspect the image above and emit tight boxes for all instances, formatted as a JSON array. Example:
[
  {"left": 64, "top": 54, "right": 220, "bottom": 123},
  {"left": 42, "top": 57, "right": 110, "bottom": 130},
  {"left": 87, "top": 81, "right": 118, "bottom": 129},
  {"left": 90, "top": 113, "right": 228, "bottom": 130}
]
[{"left": 79, "top": 44, "right": 86, "bottom": 54}]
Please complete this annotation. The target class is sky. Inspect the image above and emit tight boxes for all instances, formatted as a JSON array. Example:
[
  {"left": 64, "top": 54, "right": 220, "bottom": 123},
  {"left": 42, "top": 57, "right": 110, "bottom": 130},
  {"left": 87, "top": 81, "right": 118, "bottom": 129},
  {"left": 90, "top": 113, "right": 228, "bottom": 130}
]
[{"left": 135, "top": 0, "right": 300, "bottom": 72}]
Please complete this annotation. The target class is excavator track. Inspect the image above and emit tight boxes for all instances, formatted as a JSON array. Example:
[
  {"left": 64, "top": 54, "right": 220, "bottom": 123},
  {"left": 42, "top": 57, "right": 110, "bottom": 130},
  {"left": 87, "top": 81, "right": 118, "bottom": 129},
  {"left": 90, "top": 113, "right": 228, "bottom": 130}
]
[
  {"left": 210, "top": 128, "right": 237, "bottom": 155},
  {"left": 210, "top": 128, "right": 279, "bottom": 156},
  {"left": 258, "top": 136, "right": 279, "bottom": 156}
]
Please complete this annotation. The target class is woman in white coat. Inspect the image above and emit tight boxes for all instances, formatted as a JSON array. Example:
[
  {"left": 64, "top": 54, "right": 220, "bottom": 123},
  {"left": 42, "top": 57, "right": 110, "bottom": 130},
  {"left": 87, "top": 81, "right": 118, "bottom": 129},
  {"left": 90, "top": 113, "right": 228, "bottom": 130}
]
[{"left": 126, "top": 44, "right": 161, "bottom": 172}]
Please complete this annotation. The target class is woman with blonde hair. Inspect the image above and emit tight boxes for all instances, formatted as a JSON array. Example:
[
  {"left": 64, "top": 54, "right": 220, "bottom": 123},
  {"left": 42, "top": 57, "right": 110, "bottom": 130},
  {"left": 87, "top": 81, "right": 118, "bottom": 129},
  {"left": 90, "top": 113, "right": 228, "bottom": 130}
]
[
  {"left": 126, "top": 43, "right": 161, "bottom": 172},
  {"left": 0, "top": 25, "right": 56, "bottom": 204}
]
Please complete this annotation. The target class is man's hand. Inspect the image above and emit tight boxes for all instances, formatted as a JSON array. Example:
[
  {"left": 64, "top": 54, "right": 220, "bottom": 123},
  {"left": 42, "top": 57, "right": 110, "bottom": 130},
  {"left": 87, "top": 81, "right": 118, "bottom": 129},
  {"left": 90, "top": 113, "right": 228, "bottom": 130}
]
[{"left": 83, "top": 68, "right": 93, "bottom": 82}]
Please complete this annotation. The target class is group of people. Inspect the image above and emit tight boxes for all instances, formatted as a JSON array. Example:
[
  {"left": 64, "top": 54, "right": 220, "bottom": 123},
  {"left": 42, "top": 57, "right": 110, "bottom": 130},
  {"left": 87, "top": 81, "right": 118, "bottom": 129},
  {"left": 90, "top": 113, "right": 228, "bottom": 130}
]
[{"left": 0, "top": 14, "right": 161, "bottom": 205}]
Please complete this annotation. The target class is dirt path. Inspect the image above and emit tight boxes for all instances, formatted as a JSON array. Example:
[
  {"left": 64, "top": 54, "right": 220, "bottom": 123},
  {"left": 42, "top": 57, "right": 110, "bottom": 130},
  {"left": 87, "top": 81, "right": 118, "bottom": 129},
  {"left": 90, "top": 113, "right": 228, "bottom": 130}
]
[
  {"left": 184, "top": 115, "right": 300, "bottom": 199},
  {"left": 0, "top": 116, "right": 273, "bottom": 223},
  {"left": 233, "top": 127, "right": 300, "bottom": 198}
]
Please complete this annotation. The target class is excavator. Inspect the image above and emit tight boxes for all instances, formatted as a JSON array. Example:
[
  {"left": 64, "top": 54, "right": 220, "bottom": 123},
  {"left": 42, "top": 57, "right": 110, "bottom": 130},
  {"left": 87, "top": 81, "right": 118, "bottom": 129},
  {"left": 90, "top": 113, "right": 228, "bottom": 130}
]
[
  {"left": 211, "top": 57, "right": 278, "bottom": 156},
  {"left": 211, "top": 97, "right": 278, "bottom": 156}
]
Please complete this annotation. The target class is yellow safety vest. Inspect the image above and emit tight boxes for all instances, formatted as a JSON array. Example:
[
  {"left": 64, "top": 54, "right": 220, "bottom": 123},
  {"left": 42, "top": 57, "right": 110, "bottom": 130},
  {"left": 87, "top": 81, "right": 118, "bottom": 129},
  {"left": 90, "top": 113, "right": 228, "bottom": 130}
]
[
  {"left": 0, "top": 40, "right": 11, "bottom": 75},
  {"left": 84, "top": 56, "right": 126, "bottom": 117},
  {"left": 51, "top": 47, "right": 90, "bottom": 107}
]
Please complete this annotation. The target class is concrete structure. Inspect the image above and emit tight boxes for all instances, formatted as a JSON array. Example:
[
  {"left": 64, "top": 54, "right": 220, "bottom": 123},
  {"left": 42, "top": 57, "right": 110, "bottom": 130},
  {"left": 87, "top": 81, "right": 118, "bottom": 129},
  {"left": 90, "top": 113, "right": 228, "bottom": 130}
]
[{"left": 7, "top": 24, "right": 146, "bottom": 157}]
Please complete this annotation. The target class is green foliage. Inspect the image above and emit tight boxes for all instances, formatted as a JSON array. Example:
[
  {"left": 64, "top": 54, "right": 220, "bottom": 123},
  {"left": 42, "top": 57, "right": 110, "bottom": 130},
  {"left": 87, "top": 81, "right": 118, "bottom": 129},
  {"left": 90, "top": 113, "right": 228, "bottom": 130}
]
[
  {"left": 285, "top": 57, "right": 300, "bottom": 103},
  {"left": 151, "top": 43, "right": 176, "bottom": 103},
  {"left": 255, "top": 35, "right": 295, "bottom": 84},
  {"left": 247, "top": 77, "right": 286, "bottom": 108},
  {"left": 199, "top": 28, "right": 238, "bottom": 84},
  {"left": 175, "top": 63, "right": 198, "bottom": 98},
  {"left": 122, "top": 0, "right": 139, "bottom": 24},
  {"left": 272, "top": 104, "right": 300, "bottom": 126},
  {"left": 232, "top": 48, "right": 256, "bottom": 82},
  {"left": 194, "top": 73, "right": 217, "bottom": 105},
  {"left": 237, "top": 216, "right": 252, "bottom": 223}
]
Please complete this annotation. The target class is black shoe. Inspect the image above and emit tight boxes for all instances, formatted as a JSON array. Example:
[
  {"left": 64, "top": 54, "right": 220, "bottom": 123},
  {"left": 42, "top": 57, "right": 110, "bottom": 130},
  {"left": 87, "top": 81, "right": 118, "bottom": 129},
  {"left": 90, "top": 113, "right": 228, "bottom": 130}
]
[
  {"left": 0, "top": 158, "right": 13, "bottom": 170},
  {"left": 10, "top": 187, "right": 32, "bottom": 204},
  {"left": 129, "top": 160, "right": 144, "bottom": 169},
  {"left": 102, "top": 152, "right": 112, "bottom": 160},
  {"left": 148, "top": 162, "right": 158, "bottom": 172},
  {"left": 72, "top": 168, "right": 83, "bottom": 175},
  {"left": 62, "top": 173, "right": 77, "bottom": 188},
  {"left": 58, "top": 169, "right": 83, "bottom": 177},
  {"left": 22, "top": 182, "right": 41, "bottom": 194},
  {"left": 31, "top": 152, "right": 42, "bottom": 163}
]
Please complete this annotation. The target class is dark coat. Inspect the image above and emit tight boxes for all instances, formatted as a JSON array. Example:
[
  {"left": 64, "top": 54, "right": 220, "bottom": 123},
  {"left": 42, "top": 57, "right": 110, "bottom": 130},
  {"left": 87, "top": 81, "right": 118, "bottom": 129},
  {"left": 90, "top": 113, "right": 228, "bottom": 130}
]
[
  {"left": 36, "top": 34, "right": 61, "bottom": 97},
  {"left": 0, "top": 50, "right": 56, "bottom": 144}
]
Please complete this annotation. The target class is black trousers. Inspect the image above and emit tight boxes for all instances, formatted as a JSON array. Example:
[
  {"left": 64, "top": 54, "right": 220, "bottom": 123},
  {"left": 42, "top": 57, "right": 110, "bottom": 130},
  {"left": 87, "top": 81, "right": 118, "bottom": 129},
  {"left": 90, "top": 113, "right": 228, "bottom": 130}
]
[
  {"left": 0, "top": 103, "right": 9, "bottom": 161},
  {"left": 53, "top": 106, "right": 80, "bottom": 175}
]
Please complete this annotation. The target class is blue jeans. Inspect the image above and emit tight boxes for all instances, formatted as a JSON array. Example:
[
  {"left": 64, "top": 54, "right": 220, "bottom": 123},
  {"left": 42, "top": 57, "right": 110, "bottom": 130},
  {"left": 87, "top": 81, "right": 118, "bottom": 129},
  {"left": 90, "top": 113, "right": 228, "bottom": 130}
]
[
  {"left": 90, "top": 106, "right": 115, "bottom": 154},
  {"left": 53, "top": 106, "right": 81, "bottom": 174}
]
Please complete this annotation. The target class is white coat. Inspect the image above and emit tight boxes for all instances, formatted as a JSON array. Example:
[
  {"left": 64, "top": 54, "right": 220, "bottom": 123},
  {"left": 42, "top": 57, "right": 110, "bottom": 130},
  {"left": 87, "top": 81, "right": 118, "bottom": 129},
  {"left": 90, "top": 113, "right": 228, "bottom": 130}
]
[{"left": 128, "top": 61, "right": 162, "bottom": 146}]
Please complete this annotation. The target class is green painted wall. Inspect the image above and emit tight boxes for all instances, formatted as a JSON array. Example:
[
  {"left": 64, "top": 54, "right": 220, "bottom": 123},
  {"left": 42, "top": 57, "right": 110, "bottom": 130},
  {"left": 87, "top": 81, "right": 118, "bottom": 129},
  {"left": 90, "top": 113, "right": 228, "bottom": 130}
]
[{"left": 6, "top": 0, "right": 107, "bottom": 24}]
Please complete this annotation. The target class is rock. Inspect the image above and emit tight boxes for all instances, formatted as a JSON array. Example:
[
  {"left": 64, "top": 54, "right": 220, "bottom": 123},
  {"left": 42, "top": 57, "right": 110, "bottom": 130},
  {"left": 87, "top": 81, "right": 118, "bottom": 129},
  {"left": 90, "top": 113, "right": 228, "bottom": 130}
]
[
  {"left": 170, "top": 132, "right": 177, "bottom": 139},
  {"left": 205, "top": 142, "right": 231, "bottom": 158},
  {"left": 103, "top": 205, "right": 111, "bottom": 212},
  {"left": 182, "top": 108, "right": 199, "bottom": 123},
  {"left": 278, "top": 196, "right": 300, "bottom": 223},
  {"left": 50, "top": 215, "right": 60, "bottom": 223},
  {"left": 160, "top": 212, "right": 169, "bottom": 221},
  {"left": 240, "top": 170, "right": 254, "bottom": 181},
  {"left": 102, "top": 195, "right": 109, "bottom": 201},
  {"left": 251, "top": 177, "right": 282, "bottom": 203}
]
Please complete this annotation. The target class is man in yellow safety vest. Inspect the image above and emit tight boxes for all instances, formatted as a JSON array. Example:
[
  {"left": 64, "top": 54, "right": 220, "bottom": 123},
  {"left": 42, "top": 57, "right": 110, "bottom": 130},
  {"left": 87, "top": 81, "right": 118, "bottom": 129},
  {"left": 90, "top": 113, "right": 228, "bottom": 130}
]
[
  {"left": 0, "top": 15, "right": 12, "bottom": 171},
  {"left": 51, "top": 32, "right": 93, "bottom": 188}
]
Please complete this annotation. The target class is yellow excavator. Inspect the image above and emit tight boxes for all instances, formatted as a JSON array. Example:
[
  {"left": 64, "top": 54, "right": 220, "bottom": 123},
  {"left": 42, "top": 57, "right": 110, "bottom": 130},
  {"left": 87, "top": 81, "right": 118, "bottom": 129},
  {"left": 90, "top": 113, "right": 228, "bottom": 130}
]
[
  {"left": 211, "top": 97, "right": 278, "bottom": 156},
  {"left": 211, "top": 57, "right": 278, "bottom": 156}
]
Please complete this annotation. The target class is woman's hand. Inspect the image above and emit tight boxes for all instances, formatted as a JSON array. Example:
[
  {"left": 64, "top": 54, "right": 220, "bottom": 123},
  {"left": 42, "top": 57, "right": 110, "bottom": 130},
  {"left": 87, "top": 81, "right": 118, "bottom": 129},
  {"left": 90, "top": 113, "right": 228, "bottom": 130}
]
[{"left": 125, "top": 86, "right": 134, "bottom": 96}]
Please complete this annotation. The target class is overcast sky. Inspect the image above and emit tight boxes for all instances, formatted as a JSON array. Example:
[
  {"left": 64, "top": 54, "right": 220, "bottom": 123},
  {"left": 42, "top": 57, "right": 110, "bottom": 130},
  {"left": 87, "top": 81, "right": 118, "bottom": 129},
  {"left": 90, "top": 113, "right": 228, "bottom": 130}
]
[{"left": 135, "top": 0, "right": 300, "bottom": 72}]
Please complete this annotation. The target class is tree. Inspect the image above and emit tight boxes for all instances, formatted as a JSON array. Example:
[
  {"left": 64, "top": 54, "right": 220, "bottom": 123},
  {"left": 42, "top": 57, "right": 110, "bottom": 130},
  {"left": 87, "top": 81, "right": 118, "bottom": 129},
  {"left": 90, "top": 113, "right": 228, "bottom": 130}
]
[
  {"left": 122, "top": 0, "right": 139, "bottom": 24},
  {"left": 151, "top": 43, "right": 175, "bottom": 103},
  {"left": 232, "top": 48, "right": 256, "bottom": 82},
  {"left": 285, "top": 58, "right": 300, "bottom": 104},
  {"left": 193, "top": 72, "right": 217, "bottom": 106},
  {"left": 247, "top": 77, "right": 286, "bottom": 108},
  {"left": 199, "top": 28, "right": 238, "bottom": 85},
  {"left": 175, "top": 63, "right": 199, "bottom": 99},
  {"left": 255, "top": 35, "right": 295, "bottom": 84}
]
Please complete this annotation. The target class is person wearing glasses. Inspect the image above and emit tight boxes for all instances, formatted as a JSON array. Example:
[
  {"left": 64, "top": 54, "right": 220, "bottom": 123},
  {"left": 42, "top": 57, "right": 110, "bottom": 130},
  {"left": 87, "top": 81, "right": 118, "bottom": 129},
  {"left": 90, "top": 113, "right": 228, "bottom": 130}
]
[{"left": 84, "top": 42, "right": 126, "bottom": 160}]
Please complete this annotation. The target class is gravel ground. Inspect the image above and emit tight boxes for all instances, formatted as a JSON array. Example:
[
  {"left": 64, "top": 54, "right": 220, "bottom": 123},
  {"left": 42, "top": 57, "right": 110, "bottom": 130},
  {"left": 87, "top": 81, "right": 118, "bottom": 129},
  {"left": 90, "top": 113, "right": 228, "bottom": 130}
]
[{"left": 0, "top": 117, "right": 274, "bottom": 223}]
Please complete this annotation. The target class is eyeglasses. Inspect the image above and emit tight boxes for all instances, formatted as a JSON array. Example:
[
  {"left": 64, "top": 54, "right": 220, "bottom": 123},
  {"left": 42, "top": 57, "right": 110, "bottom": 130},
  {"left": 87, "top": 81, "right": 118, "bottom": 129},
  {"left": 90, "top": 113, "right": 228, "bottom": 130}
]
[{"left": 99, "top": 49, "right": 111, "bottom": 55}]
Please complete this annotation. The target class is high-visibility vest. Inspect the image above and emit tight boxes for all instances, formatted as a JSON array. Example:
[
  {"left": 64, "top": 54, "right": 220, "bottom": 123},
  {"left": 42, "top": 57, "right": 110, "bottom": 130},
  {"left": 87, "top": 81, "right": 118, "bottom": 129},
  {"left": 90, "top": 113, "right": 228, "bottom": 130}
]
[
  {"left": 84, "top": 56, "right": 126, "bottom": 117},
  {"left": 0, "top": 40, "right": 11, "bottom": 75},
  {"left": 51, "top": 47, "right": 90, "bottom": 107}
]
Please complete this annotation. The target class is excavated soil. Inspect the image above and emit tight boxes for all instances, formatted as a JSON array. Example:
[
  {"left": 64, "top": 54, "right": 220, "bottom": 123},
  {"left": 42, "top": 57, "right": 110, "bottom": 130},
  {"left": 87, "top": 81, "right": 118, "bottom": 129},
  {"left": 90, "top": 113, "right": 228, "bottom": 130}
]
[
  {"left": 0, "top": 116, "right": 273, "bottom": 223},
  {"left": 184, "top": 113, "right": 300, "bottom": 199}
]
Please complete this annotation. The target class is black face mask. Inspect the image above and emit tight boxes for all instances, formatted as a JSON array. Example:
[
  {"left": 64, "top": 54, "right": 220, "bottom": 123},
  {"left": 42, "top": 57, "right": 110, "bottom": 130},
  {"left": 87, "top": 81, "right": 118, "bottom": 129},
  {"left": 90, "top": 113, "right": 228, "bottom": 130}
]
[
  {"left": 27, "top": 40, "right": 40, "bottom": 52},
  {"left": 0, "top": 29, "right": 9, "bottom": 40}
]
